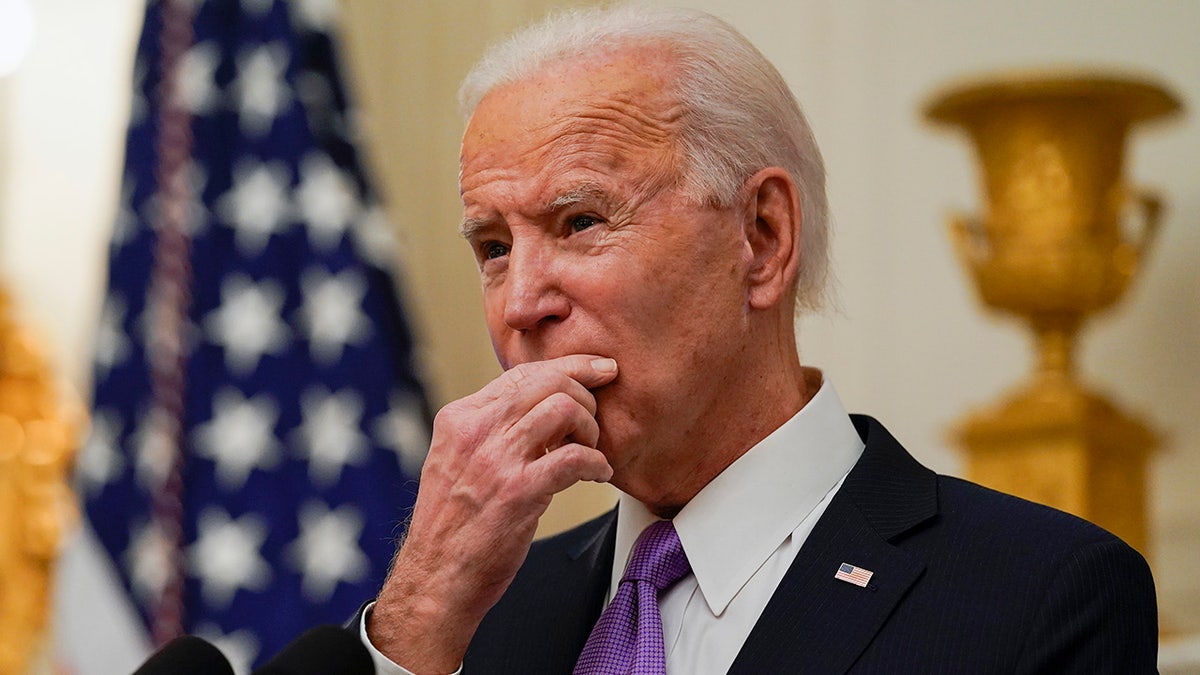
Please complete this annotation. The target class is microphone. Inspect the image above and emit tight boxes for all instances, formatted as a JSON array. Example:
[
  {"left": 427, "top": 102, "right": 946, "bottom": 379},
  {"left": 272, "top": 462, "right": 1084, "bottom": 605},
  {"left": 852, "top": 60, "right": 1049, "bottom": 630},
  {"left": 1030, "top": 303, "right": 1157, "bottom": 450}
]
[
  {"left": 133, "top": 635, "right": 235, "bottom": 675},
  {"left": 253, "top": 624, "right": 374, "bottom": 674}
]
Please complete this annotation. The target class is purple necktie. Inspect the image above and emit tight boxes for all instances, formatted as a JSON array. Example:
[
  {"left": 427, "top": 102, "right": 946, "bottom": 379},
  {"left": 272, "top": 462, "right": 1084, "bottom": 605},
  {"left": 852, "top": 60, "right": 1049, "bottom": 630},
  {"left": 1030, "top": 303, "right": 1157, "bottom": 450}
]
[{"left": 573, "top": 520, "right": 693, "bottom": 675}]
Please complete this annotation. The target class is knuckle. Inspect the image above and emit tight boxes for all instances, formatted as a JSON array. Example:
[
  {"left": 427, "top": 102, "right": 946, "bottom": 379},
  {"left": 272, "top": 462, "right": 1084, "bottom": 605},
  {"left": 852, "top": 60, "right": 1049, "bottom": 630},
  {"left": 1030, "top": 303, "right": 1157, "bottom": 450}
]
[
  {"left": 545, "top": 391, "right": 579, "bottom": 416},
  {"left": 504, "top": 362, "right": 534, "bottom": 391},
  {"left": 431, "top": 403, "right": 459, "bottom": 430},
  {"left": 432, "top": 402, "right": 469, "bottom": 437},
  {"left": 432, "top": 399, "right": 493, "bottom": 452}
]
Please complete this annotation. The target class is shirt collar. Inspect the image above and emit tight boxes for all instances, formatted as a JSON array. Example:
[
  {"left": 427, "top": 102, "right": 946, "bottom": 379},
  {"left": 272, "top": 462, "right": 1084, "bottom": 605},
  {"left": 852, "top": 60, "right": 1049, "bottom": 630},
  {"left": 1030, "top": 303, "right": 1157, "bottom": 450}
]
[{"left": 612, "top": 372, "right": 865, "bottom": 616}]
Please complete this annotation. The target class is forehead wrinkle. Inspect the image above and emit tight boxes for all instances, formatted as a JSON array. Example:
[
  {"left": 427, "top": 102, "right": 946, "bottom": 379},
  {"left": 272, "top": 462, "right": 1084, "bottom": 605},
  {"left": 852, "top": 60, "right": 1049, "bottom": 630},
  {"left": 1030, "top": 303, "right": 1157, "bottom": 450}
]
[
  {"left": 538, "top": 109, "right": 684, "bottom": 200},
  {"left": 547, "top": 96, "right": 684, "bottom": 150}
]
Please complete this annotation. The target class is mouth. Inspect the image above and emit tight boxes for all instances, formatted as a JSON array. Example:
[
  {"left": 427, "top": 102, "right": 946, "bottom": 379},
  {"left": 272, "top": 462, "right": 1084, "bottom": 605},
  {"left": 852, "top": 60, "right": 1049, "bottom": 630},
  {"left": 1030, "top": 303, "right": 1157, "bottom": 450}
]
[{"left": 501, "top": 347, "right": 614, "bottom": 371}]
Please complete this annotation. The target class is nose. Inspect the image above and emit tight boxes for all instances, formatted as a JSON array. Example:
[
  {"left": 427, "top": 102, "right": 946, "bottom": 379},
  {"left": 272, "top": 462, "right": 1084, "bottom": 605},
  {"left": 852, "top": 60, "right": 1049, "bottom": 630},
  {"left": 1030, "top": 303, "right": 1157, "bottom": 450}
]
[{"left": 501, "top": 242, "right": 570, "bottom": 332}]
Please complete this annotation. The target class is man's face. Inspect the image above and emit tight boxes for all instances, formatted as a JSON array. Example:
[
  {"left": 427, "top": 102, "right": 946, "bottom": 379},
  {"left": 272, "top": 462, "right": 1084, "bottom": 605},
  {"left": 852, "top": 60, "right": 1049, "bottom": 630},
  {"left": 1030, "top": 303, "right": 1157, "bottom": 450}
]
[{"left": 458, "top": 47, "right": 754, "bottom": 501}]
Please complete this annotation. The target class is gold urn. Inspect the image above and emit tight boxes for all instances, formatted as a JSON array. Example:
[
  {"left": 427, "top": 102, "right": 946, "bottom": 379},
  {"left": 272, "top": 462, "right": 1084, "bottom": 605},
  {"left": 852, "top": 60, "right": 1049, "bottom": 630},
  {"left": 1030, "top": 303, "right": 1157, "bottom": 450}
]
[
  {"left": 924, "top": 70, "right": 1182, "bottom": 555},
  {"left": 0, "top": 289, "right": 82, "bottom": 674}
]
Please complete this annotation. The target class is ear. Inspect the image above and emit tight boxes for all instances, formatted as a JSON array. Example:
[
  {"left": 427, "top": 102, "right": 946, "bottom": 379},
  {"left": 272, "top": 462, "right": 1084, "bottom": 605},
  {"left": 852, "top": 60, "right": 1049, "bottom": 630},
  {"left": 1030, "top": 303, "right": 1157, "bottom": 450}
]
[{"left": 741, "top": 167, "right": 801, "bottom": 310}]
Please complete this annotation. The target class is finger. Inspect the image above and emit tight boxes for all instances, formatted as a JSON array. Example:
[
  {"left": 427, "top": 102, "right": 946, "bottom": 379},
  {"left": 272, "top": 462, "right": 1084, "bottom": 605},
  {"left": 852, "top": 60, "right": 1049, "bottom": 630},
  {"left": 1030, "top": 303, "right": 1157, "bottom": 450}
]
[
  {"left": 535, "top": 373, "right": 599, "bottom": 418},
  {"left": 509, "top": 353, "right": 617, "bottom": 389},
  {"left": 508, "top": 391, "right": 600, "bottom": 455},
  {"left": 529, "top": 443, "right": 613, "bottom": 492},
  {"left": 553, "top": 354, "right": 619, "bottom": 389},
  {"left": 489, "top": 355, "right": 618, "bottom": 414}
]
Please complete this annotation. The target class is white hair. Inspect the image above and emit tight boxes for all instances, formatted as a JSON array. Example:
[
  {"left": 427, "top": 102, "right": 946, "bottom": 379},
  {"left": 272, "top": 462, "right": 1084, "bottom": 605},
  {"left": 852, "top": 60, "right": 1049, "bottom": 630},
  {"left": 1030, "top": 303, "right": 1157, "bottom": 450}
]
[{"left": 458, "top": 4, "right": 830, "bottom": 310}]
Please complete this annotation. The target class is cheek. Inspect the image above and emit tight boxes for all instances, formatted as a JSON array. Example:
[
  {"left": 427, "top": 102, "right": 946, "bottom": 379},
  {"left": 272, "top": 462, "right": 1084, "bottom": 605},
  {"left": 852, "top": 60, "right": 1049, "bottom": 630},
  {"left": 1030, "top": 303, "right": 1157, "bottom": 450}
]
[
  {"left": 481, "top": 290, "right": 514, "bottom": 367},
  {"left": 598, "top": 267, "right": 742, "bottom": 402},
  {"left": 632, "top": 243, "right": 745, "bottom": 334},
  {"left": 483, "top": 295, "right": 505, "bottom": 334}
]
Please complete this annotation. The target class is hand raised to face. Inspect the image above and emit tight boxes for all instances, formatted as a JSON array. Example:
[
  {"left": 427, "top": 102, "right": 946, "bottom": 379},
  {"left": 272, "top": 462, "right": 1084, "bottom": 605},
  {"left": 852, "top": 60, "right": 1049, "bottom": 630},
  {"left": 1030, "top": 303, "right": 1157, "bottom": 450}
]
[{"left": 369, "top": 354, "right": 618, "bottom": 674}]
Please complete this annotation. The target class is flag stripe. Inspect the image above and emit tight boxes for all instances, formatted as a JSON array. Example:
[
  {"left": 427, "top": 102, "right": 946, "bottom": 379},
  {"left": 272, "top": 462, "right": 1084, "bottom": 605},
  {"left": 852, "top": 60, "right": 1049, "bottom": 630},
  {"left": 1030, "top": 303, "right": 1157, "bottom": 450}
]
[{"left": 146, "top": 0, "right": 196, "bottom": 645}]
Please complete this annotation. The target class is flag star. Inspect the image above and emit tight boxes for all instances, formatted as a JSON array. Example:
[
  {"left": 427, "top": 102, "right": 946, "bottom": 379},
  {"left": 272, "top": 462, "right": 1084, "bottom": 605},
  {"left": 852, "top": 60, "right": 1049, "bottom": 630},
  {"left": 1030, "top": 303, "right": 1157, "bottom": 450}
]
[
  {"left": 373, "top": 391, "right": 429, "bottom": 477},
  {"left": 341, "top": 106, "right": 366, "bottom": 141},
  {"left": 295, "top": 70, "right": 333, "bottom": 113},
  {"left": 296, "top": 152, "right": 361, "bottom": 252},
  {"left": 176, "top": 41, "right": 222, "bottom": 114},
  {"left": 94, "top": 293, "right": 132, "bottom": 378},
  {"left": 196, "top": 624, "right": 259, "bottom": 675},
  {"left": 297, "top": 267, "right": 371, "bottom": 365},
  {"left": 294, "top": 0, "right": 339, "bottom": 31},
  {"left": 293, "top": 387, "right": 370, "bottom": 487},
  {"left": 130, "top": 58, "right": 148, "bottom": 125},
  {"left": 188, "top": 507, "right": 272, "bottom": 609},
  {"left": 123, "top": 519, "right": 172, "bottom": 608},
  {"left": 111, "top": 177, "right": 139, "bottom": 250},
  {"left": 351, "top": 204, "right": 401, "bottom": 267},
  {"left": 132, "top": 407, "right": 176, "bottom": 492},
  {"left": 203, "top": 274, "right": 291, "bottom": 375},
  {"left": 176, "top": 160, "right": 211, "bottom": 236},
  {"left": 193, "top": 387, "right": 282, "bottom": 490},
  {"left": 232, "top": 42, "right": 293, "bottom": 137},
  {"left": 286, "top": 501, "right": 369, "bottom": 602},
  {"left": 240, "top": 0, "right": 274, "bottom": 16},
  {"left": 217, "top": 159, "right": 293, "bottom": 255},
  {"left": 77, "top": 409, "right": 125, "bottom": 496}
]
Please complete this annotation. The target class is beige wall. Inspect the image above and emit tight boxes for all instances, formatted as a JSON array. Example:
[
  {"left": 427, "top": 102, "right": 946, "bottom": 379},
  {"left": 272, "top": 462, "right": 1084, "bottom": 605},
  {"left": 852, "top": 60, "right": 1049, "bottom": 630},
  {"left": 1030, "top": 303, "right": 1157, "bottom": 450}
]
[{"left": 1, "top": 0, "right": 1197, "bottom": 651}]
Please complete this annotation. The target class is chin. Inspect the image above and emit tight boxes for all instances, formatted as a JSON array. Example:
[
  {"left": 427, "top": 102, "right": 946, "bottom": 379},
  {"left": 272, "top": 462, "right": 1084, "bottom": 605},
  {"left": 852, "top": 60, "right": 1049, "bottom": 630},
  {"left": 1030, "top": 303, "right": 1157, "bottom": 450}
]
[{"left": 594, "top": 421, "right": 646, "bottom": 486}]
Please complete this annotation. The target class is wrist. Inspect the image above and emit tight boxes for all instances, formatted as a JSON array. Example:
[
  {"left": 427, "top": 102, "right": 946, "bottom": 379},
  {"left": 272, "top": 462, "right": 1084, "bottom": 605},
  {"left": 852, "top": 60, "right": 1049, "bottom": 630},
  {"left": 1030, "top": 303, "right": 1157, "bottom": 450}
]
[{"left": 368, "top": 559, "right": 478, "bottom": 675}]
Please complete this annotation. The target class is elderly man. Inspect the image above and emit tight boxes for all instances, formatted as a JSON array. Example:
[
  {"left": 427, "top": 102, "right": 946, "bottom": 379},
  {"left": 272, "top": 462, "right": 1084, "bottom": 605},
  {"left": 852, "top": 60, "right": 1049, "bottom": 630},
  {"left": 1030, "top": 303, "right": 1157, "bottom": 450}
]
[{"left": 361, "top": 6, "right": 1157, "bottom": 674}]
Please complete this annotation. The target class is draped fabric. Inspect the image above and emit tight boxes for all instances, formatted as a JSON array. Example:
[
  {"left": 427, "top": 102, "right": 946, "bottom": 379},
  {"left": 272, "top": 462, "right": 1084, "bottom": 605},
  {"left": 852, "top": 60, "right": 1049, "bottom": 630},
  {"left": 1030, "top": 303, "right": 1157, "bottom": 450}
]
[{"left": 73, "top": 0, "right": 430, "bottom": 669}]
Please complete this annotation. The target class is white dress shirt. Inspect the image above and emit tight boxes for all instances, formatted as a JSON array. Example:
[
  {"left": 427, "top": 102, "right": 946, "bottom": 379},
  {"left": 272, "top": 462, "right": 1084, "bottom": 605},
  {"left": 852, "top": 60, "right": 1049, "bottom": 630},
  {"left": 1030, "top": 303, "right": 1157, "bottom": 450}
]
[{"left": 363, "top": 376, "right": 864, "bottom": 675}]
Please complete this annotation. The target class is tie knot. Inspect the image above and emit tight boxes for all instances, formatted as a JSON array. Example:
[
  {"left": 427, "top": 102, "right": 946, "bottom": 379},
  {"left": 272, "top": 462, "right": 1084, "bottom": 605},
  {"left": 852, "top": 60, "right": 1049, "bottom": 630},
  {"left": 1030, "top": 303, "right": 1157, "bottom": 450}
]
[{"left": 621, "top": 520, "right": 691, "bottom": 592}]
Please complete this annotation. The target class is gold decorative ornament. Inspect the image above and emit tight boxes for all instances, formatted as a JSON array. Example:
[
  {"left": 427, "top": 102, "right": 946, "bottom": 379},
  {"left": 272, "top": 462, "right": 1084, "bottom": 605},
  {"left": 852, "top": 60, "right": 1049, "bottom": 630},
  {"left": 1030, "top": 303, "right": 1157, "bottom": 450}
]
[
  {"left": 924, "top": 70, "right": 1183, "bottom": 555},
  {"left": 0, "top": 289, "right": 82, "bottom": 675}
]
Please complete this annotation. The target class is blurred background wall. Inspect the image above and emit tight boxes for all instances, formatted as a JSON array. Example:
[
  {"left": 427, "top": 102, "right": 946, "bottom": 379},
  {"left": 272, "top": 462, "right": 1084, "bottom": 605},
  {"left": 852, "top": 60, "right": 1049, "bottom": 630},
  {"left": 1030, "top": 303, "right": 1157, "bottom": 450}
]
[{"left": 0, "top": 0, "right": 1196, "bottom": 647}]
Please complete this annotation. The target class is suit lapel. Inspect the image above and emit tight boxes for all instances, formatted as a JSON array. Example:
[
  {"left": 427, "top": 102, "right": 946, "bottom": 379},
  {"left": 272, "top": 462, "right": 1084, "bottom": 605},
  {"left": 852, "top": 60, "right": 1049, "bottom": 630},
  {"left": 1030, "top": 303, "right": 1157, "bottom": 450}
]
[{"left": 729, "top": 415, "right": 938, "bottom": 674}]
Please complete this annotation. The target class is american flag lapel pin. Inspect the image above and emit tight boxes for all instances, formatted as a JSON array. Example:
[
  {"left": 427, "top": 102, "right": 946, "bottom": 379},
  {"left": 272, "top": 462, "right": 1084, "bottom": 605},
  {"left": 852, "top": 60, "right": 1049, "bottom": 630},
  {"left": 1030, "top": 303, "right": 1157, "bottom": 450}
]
[{"left": 834, "top": 562, "right": 874, "bottom": 588}]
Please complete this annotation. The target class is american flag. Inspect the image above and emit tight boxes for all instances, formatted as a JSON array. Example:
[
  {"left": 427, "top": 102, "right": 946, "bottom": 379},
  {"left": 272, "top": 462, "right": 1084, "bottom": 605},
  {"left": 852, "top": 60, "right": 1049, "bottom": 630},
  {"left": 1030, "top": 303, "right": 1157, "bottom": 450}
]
[
  {"left": 73, "top": 0, "right": 430, "bottom": 671},
  {"left": 834, "top": 562, "right": 874, "bottom": 588}
]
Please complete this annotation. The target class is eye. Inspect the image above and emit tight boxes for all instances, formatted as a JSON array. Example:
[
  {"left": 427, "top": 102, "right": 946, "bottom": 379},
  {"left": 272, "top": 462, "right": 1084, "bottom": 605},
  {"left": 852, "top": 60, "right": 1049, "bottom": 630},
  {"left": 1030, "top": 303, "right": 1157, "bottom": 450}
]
[
  {"left": 569, "top": 215, "right": 600, "bottom": 233},
  {"left": 483, "top": 241, "right": 509, "bottom": 260}
]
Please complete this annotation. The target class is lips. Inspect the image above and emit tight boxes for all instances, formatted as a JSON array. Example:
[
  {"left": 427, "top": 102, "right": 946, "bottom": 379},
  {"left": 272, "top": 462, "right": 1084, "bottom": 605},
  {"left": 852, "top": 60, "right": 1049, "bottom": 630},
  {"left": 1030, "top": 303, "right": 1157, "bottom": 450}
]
[{"left": 501, "top": 346, "right": 614, "bottom": 370}]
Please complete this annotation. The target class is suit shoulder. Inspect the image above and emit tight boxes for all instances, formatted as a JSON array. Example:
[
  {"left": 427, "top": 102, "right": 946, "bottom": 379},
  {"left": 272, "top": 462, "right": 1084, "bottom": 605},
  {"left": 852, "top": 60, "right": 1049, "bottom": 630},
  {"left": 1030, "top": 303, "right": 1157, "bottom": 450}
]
[
  {"left": 850, "top": 415, "right": 1145, "bottom": 568},
  {"left": 926, "top": 473, "right": 1152, "bottom": 578},
  {"left": 934, "top": 474, "right": 1134, "bottom": 552},
  {"left": 528, "top": 508, "right": 617, "bottom": 559},
  {"left": 510, "top": 508, "right": 616, "bottom": 590}
]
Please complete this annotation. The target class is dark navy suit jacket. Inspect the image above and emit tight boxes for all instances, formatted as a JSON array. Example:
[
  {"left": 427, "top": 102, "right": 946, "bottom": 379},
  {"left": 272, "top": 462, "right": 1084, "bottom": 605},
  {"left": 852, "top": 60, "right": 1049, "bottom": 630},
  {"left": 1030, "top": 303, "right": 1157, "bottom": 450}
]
[{"left": 382, "top": 415, "right": 1158, "bottom": 673}]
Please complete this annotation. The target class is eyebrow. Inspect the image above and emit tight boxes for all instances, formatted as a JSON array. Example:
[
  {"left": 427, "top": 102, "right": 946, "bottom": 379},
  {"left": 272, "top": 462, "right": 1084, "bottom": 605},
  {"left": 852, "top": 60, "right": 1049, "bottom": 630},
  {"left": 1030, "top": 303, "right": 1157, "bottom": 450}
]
[
  {"left": 459, "top": 216, "right": 488, "bottom": 240},
  {"left": 458, "top": 182, "right": 614, "bottom": 240},
  {"left": 546, "top": 182, "right": 609, "bottom": 212}
]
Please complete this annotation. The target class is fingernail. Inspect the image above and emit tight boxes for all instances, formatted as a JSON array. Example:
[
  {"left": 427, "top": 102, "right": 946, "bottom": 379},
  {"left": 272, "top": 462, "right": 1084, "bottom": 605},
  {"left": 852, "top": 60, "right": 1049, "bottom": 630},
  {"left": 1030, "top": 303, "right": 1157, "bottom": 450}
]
[{"left": 591, "top": 357, "right": 617, "bottom": 374}]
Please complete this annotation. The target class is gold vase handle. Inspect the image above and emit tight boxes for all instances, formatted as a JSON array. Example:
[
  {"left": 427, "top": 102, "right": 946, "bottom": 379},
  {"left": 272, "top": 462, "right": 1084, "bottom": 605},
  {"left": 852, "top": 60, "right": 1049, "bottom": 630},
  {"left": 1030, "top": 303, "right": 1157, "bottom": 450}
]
[{"left": 1113, "top": 188, "right": 1163, "bottom": 280}]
